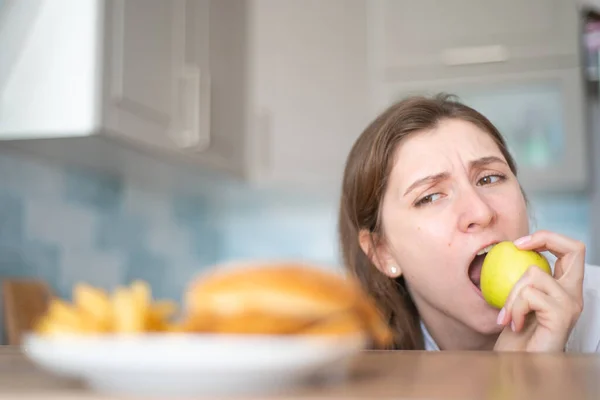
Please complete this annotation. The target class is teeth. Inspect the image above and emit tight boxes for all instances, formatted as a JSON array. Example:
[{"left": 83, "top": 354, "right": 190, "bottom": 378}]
[{"left": 477, "top": 244, "right": 495, "bottom": 256}]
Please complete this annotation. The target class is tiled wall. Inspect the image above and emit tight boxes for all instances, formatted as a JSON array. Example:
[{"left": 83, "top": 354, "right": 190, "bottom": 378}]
[
  {"left": 0, "top": 150, "right": 592, "bottom": 343},
  {"left": 0, "top": 150, "right": 342, "bottom": 342},
  {"left": 0, "top": 150, "right": 342, "bottom": 294}
]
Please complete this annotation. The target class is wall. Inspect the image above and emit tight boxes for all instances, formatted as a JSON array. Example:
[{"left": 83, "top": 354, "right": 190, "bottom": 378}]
[
  {"left": 0, "top": 148, "right": 591, "bottom": 297},
  {"left": 0, "top": 149, "right": 342, "bottom": 343}
]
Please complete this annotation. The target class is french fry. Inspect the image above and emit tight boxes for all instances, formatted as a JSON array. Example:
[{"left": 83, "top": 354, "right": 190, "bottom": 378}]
[
  {"left": 73, "top": 283, "right": 112, "bottom": 331},
  {"left": 34, "top": 280, "right": 181, "bottom": 337},
  {"left": 111, "top": 286, "right": 145, "bottom": 333},
  {"left": 35, "top": 298, "right": 90, "bottom": 334},
  {"left": 46, "top": 299, "right": 84, "bottom": 330},
  {"left": 130, "top": 281, "right": 151, "bottom": 313},
  {"left": 35, "top": 315, "right": 81, "bottom": 336}
]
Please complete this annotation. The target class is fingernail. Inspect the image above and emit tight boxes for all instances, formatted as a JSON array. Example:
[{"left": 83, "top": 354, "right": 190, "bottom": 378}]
[
  {"left": 511, "top": 321, "right": 516, "bottom": 332},
  {"left": 496, "top": 307, "right": 505, "bottom": 325},
  {"left": 514, "top": 235, "right": 532, "bottom": 246}
]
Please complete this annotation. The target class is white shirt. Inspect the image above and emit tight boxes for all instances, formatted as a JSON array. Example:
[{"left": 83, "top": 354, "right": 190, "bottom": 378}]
[{"left": 421, "top": 263, "right": 600, "bottom": 353}]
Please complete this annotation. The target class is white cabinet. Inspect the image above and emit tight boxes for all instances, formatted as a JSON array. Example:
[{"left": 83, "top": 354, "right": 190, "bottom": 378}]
[
  {"left": 1, "top": 0, "right": 211, "bottom": 149},
  {"left": 242, "top": 0, "right": 370, "bottom": 185},
  {"left": 368, "top": 0, "right": 581, "bottom": 81},
  {"left": 0, "top": 0, "right": 369, "bottom": 187},
  {"left": 0, "top": 0, "right": 241, "bottom": 178}
]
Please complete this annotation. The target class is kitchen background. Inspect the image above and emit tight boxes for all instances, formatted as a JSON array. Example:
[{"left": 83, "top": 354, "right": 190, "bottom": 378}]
[{"left": 0, "top": 0, "right": 598, "bottom": 344}]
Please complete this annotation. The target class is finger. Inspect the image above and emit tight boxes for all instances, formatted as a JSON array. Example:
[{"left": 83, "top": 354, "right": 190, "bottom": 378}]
[
  {"left": 524, "top": 265, "right": 569, "bottom": 300},
  {"left": 509, "top": 285, "right": 554, "bottom": 332},
  {"left": 499, "top": 266, "right": 569, "bottom": 326},
  {"left": 514, "top": 230, "right": 585, "bottom": 291},
  {"left": 514, "top": 230, "right": 586, "bottom": 259},
  {"left": 498, "top": 273, "right": 531, "bottom": 326}
]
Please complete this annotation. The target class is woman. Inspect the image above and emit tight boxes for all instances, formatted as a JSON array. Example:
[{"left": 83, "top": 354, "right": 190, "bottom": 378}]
[{"left": 338, "top": 93, "right": 600, "bottom": 352}]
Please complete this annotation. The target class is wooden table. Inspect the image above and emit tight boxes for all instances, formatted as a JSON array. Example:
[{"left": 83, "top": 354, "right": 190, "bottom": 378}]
[{"left": 1, "top": 345, "right": 599, "bottom": 399}]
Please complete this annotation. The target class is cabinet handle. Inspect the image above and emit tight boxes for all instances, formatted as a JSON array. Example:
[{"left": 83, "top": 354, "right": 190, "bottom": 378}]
[
  {"left": 176, "top": 65, "right": 211, "bottom": 151},
  {"left": 441, "top": 45, "right": 509, "bottom": 66}
]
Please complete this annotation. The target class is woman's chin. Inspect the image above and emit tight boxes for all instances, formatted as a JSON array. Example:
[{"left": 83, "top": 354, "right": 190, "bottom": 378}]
[
  {"left": 474, "top": 316, "right": 504, "bottom": 336},
  {"left": 468, "top": 306, "right": 505, "bottom": 335}
]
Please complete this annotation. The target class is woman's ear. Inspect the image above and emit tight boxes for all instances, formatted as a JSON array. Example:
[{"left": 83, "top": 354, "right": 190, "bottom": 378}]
[{"left": 358, "top": 229, "right": 402, "bottom": 278}]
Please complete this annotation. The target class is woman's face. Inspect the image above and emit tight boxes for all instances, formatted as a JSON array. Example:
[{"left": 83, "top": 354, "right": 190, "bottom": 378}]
[{"left": 375, "top": 118, "right": 529, "bottom": 335}]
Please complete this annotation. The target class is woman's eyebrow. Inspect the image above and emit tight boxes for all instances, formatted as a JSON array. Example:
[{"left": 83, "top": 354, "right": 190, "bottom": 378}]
[
  {"left": 403, "top": 172, "right": 449, "bottom": 196},
  {"left": 470, "top": 156, "right": 507, "bottom": 169}
]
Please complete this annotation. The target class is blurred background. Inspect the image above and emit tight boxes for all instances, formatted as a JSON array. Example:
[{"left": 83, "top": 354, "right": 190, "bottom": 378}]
[{"left": 0, "top": 0, "right": 599, "bottom": 343}]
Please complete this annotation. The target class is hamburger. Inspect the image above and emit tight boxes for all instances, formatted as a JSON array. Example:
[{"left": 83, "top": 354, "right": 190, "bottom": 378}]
[{"left": 177, "top": 261, "right": 393, "bottom": 348}]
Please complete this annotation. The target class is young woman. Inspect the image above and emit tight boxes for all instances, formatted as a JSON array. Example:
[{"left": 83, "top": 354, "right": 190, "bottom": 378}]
[{"left": 338, "top": 93, "right": 600, "bottom": 352}]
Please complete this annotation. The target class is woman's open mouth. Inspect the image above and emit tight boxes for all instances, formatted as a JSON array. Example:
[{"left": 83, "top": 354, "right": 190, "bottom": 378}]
[{"left": 468, "top": 244, "right": 495, "bottom": 290}]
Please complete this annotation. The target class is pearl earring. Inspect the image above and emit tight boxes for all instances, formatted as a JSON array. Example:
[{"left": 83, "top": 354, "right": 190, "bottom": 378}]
[{"left": 389, "top": 265, "right": 399, "bottom": 275}]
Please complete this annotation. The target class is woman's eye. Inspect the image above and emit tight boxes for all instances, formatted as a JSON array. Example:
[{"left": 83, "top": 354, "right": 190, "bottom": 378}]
[
  {"left": 478, "top": 174, "right": 505, "bottom": 186},
  {"left": 415, "top": 193, "right": 442, "bottom": 207}
]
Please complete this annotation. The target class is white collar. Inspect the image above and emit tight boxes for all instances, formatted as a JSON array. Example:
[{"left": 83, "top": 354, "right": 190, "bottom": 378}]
[{"left": 420, "top": 320, "right": 440, "bottom": 351}]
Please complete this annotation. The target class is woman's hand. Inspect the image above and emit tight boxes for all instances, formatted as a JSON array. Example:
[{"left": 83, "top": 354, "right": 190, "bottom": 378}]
[{"left": 493, "top": 230, "right": 585, "bottom": 352}]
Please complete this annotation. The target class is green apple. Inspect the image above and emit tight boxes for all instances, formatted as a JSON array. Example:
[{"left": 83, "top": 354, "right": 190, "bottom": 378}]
[{"left": 480, "top": 241, "right": 551, "bottom": 309}]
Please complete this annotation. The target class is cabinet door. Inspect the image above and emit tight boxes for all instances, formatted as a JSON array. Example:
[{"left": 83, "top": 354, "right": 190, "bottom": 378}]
[
  {"left": 104, "top": 0, "right": 210, "bottom": 153},
  {"left": 373, "top": 68, "right": 588, "bottom": 193},
  {"left": 368, "top": 0, "right": 581, "bottom": 82},
  {"left": 246, "top": 0, "right": 370, "bottom": 186},
  {"left": 187, "top": 0, "right": 247, "bottom": 178}
]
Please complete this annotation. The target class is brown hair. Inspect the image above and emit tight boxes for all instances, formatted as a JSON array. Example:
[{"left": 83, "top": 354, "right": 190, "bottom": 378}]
[{"left": 338, "top": 93, "right": 519, "bottom": 350}]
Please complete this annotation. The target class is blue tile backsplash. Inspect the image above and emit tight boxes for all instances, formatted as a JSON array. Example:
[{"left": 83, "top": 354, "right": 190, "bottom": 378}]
[{"left": 0, "top": 150, "right": 592, "bottom": 343}]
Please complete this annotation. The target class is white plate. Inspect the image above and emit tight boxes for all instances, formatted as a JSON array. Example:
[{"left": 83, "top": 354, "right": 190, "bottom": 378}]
[{"left": 22, "top": 333, "right": 367, "bottom": 397}]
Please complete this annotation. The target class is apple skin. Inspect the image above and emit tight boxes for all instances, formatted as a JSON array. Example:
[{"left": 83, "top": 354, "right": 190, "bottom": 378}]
[{"left": 480, "top": 241, "right": 552, "bottom": 309}]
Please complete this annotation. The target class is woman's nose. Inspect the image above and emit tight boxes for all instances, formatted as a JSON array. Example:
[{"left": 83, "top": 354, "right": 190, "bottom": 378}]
[{"left": 457, "top": 188, "right": 496, "bottom": 232}]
